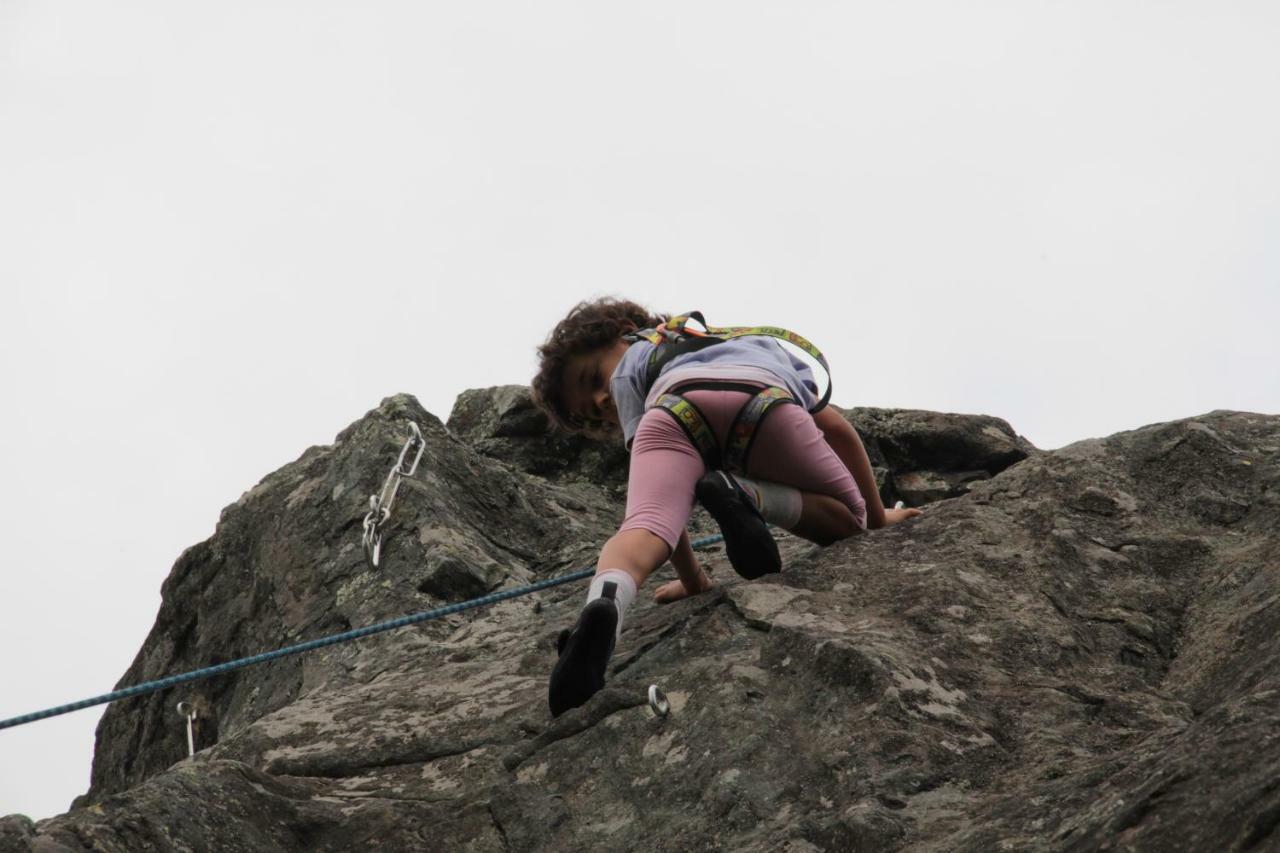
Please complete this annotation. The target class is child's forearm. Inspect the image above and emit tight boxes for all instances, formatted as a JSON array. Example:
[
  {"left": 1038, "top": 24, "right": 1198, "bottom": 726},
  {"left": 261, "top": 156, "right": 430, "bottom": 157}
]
[
  {"left": 814, "top": 408, "right": 887, "bottom": 529},
  {"left": 833, "top": 430, "right": 887, "bottom": 529},
  {"left": 669, "top": 527, "right": 712, "bottom": 592}
]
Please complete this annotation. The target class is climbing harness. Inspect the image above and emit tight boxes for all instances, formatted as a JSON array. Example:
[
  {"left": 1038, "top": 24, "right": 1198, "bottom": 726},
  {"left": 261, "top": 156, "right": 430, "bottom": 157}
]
[
  {"left": 654, "top": 382, "right": 797, "bottom": 474},
  {"left": 0, "top": 531, "right": 727, "bottom": 732},
  {"left": 624, "top": 311, "right": 833, "bottom": 412},
  {"left": 626, "top": 312, "right": 831, "bottom": 474},
  {"left": 362, "top": 422, "right": 425, "bottom": 569}
]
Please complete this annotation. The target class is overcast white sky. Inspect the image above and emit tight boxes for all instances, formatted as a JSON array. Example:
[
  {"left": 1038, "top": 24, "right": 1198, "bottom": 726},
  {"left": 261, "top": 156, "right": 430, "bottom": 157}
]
[{"left": 3, "top": 0, "right": 1278, "bottom": 822}]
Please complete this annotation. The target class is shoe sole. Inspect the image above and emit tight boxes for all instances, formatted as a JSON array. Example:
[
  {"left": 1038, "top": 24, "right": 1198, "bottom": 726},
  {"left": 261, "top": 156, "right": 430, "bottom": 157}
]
[
  {"left": 548, "top": 599, "right": 618, "bottom": 717},
  {"left": 696, "top": 474, "right": 781, "bottom": 579}
]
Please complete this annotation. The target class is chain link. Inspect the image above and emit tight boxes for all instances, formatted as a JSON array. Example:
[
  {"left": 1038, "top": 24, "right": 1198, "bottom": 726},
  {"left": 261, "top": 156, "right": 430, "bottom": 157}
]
[{"left": 362, "top": 422, "right": 425, "bottom": 569}]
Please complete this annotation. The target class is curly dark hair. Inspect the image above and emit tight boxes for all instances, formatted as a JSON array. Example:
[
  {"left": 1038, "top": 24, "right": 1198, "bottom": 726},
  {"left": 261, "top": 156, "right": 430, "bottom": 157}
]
[{"left": 532, "top": 297, "right": 668, "bottom": 434}]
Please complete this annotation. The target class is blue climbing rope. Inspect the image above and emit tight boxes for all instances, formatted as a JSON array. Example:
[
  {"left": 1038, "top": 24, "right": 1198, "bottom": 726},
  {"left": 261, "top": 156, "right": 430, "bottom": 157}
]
[{"left": 0, "top": 532, "right": 726, "bottom": 732}]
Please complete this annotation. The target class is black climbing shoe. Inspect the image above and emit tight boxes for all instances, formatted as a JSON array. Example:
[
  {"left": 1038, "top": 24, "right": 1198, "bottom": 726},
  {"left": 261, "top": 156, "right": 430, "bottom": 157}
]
[
  {"left": 548, "top": 598, "right": 618, "bottom": 717},
  {"left": 695, "top": 470, "right": 782, "bottom": 580}
]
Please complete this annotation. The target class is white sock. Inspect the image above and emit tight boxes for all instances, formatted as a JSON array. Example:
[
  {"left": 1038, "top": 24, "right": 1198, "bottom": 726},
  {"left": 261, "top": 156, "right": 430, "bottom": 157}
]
[
  {"left": 586, "top": 569, "right": 637, "bottom": 641},
  {"left": 731, "top": 474, "right": 804, "bottom": 530}
]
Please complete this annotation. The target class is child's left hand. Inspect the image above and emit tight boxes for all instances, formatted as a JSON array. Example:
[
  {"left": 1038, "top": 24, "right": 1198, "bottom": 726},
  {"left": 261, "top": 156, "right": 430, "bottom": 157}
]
[{"left": 883, "top": 506, "right": 924, "bottom": 526}]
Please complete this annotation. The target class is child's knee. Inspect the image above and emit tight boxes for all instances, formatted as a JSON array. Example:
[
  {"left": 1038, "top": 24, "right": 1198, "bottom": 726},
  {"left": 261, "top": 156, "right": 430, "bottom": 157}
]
[
  {"left": 816, "top": 507, "right": 860, "bottom": 546},
  {"left": 616, "top": 521, "right": 680, "bottom": 559}
]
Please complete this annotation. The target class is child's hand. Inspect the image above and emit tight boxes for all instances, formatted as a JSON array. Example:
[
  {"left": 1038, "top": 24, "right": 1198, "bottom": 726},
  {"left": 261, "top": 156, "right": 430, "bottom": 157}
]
[
  {"left": 654, "top": 574, "right": 714, "bottom": 604},
  {"left": 883, "top": 506, "right": 924, "bottom": 527}
]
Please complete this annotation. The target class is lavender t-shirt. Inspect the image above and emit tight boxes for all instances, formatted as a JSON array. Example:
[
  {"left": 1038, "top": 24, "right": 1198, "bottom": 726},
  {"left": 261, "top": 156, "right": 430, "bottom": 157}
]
[{"left": 609, "top": 336, "right": 824, "bottom": 450}]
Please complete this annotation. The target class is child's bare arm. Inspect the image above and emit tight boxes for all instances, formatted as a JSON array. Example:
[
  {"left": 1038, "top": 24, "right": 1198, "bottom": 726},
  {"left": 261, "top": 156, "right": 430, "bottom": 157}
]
[
  {"left": 655, "top": 527, "right": 713, "bottom": 603},
  {"left": 812, "top": 406, "right": 887, "bottom": 529}
]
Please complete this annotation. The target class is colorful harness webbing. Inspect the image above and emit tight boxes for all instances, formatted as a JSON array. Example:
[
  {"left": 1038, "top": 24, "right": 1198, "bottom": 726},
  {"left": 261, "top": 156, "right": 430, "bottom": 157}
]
[
  {"left": 624, "top": 311, "right": 833, "bottom": 414},
  {"left": 722, "top": 385, "right": 795, "bottom": 473},
  {"left": 652, "top": 392, "right": 721, "bottom": 470},
  {"left": 623, "top": 311, "right": 831, "bottom": 474},
  {"left": 651, "top": 382, "right": 797, "bottom": 475}
]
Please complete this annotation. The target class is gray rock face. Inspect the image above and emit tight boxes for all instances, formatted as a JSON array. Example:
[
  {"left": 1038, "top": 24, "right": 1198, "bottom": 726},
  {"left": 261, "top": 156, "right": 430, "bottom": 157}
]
[
  {"left": 848, "top": 406, "right": 1038, "bottom": 506},
  {"left": 445, "top": 386, "right": 1035, "bottom": 506},
  {"left": 447, "top": 385, "right": 631, "bottom": 487},
  {"left": 4, "top": 393, "right": 1278, "bottom": 852}
]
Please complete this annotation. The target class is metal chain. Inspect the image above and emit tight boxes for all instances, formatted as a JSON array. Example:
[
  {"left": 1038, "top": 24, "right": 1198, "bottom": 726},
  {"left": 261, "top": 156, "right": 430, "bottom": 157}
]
[{"left": 362, "top": 422, "right": 425, "bottom": 569}]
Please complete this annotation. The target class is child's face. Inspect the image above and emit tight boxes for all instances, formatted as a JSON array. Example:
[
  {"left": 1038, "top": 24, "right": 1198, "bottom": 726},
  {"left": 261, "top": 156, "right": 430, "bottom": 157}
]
[{"left": 562, "top": 340, "right": 630, "bottom": 429}]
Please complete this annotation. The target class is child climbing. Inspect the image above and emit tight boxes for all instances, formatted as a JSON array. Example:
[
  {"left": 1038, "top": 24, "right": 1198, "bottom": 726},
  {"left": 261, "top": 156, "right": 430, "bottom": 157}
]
[{"left": 531, "top": 298, "right": 921, "bottom": 716}]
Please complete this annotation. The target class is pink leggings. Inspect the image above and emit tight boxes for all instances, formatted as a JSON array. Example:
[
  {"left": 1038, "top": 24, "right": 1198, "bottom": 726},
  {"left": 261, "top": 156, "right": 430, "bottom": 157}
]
[{"left": 619, "top": 387, "right": 867, "bottom": 553}]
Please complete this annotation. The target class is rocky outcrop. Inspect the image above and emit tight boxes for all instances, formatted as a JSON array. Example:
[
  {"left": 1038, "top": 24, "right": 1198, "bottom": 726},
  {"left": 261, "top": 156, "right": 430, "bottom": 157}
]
[
  {"left": 3, "top": 393, "right": 1277, "bottom": 852},
  {"left": 446, "top": 385, "right": 1036, "bottom": 506},
  {"left": 848, "top": 406, "right": 1037, "bottom": 505},
  {"left": 447, "top": 385, "right": 631, "bottom": 487}
]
